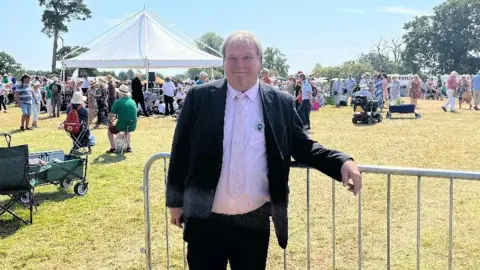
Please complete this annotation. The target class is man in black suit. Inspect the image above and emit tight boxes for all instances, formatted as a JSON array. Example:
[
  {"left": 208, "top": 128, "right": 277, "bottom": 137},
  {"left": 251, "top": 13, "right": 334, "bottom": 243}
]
[
  {"left": 131, "top": 73, "right": 150, "bottom": 117},
  {"left": 166, "top": 30, "right": 362, "bottom": 270}
]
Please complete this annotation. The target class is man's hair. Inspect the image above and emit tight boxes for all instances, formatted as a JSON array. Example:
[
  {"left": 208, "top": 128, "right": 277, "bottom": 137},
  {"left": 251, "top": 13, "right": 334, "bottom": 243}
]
[
  {"left": 220, "top": 30, "right": 263, "bottom": 63},
  {"left": 298, "top": 73, "right": 306, "bottom": 80}
]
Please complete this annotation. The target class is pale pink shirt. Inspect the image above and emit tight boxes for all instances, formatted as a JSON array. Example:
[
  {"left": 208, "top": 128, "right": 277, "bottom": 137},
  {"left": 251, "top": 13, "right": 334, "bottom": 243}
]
[{"left": 211, "top": 82, "right": 270, "bottom": 215}]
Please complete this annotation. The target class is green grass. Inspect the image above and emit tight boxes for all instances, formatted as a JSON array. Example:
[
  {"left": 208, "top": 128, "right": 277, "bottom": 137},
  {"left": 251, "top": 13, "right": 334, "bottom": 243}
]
[{"left": 1, "top": 99, "right": 479, "bottom": 270}]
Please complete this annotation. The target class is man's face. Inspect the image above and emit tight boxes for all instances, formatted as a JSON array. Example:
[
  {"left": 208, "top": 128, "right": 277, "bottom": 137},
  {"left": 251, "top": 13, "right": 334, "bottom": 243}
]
[
  {"left": 224, "top": 42, "right": 261, "bottom": 90},
  {"left": 24, "top": 78, "right": 30, "bottom": 85}
]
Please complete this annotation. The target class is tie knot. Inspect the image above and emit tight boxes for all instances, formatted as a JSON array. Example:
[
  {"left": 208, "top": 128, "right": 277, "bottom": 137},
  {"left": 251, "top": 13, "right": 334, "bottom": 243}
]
[{"left": 235, "top": 92, "right": 247, "bottom": 101}]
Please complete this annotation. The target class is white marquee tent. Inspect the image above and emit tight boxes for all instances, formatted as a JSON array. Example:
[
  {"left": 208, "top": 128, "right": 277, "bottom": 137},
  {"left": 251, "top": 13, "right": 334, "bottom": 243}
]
[{"left": 61, "top": 9, "right": 223, "bottom": 70}]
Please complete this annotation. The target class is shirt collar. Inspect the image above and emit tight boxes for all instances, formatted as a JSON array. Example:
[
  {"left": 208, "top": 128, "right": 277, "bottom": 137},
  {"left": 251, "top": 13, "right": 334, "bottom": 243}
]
[{"left": 227, "top": 80, "right": 259, "bottom": 101}]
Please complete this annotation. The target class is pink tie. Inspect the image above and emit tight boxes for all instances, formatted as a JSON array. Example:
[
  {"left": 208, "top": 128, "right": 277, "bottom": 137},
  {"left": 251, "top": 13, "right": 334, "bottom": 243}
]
[{"left": 229, "top": 92, "right": 246, "bottom": 198}]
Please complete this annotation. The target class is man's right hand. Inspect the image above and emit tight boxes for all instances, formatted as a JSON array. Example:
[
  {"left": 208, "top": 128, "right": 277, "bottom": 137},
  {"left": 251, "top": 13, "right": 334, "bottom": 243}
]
[{"left": 169, "top": 207, "right": 183, "bottom": 228}]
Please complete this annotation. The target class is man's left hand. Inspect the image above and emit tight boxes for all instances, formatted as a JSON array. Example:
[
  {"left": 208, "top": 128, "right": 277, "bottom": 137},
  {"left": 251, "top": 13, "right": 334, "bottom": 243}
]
[{"left": 341, "top": 160, "right": 362, "bottom": 196}]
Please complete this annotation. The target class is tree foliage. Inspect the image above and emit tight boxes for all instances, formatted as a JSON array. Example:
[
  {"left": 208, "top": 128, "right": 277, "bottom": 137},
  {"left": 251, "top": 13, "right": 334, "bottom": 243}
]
[
  {"left": 263, "top": 47, "right": 289, "bottom": 78},
  {"left": 358, "top": 39, "right": 404, "bottom": 74},
  {"left": 186, "top": 32, "right": 224, "bottom": 79},
  {"left": 39, "top": 0, "right": 91, "bottom": 71},
  {"left": 311, "top": 61, "right": 374, "bottom": 80},
  {"left": 56, "top": 45, "right": 89, "bottom": 60},
  {"left": 402, "top": 0, "right": 480, "bottom": 74},
  {"left": 0, "top": 52, "right": 24, "bottom": 76}
]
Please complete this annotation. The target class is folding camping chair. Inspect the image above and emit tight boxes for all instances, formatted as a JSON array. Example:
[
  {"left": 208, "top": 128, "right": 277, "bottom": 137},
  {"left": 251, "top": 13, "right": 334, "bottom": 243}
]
[{"left": 0, "top": 133, "right": 34, "bottom": 224}]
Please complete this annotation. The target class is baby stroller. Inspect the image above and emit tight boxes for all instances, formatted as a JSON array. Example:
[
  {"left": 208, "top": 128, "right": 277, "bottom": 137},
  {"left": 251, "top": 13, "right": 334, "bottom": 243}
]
[{"left": 352, "top": 95, "right": 383, "bottom": 124}]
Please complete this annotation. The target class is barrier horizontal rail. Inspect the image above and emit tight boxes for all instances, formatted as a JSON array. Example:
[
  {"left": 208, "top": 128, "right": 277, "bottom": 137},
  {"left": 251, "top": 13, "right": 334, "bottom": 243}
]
[{"left": 143, "top": 152, "right": 480, "bottom": 270}]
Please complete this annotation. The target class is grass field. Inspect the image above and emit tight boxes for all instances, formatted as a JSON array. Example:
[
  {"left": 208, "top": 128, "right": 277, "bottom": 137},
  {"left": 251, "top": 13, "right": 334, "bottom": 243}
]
[{"left": 1, "top": 99, "right": 479, "bottom": 270}]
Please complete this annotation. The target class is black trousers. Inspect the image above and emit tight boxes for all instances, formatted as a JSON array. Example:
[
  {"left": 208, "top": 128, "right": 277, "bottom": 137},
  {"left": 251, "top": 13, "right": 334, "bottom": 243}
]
[
  {"left": 187, "top": 204, "right": 271, "bottom": 270},
  {"left": 299, "top": 99, "right": 311, "bottom": 128},
  {"left": 164, "top": 95, "right": 174, "bottom": 116},
  {"left": 0, "top": 95, "right": 7, "bottom": 111},
  {"left": 134, "top": 98, "right": 149, "bottom": 116}
]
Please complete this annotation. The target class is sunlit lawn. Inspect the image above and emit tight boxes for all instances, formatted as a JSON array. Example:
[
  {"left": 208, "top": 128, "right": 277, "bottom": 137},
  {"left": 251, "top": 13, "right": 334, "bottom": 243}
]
[{"left": 1, "top": 99, "right": 479, "bottom": 269}]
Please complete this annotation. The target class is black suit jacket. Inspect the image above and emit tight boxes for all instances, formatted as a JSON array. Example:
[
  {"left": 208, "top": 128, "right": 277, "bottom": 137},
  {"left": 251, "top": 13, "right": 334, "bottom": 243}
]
[
  {"left": 131, "top": 77, "right": 143, "bottom": 101},
  {"left": 166, "top": 78, "right": 352, "bottom": 249}
]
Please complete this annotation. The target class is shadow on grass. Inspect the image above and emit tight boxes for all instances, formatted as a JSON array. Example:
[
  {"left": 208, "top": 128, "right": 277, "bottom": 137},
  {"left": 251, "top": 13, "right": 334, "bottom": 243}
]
[
  {"left": 33, "top": 189, "right": 76, "bottom": 205},
  {"left": 0, "top": 219, "right": 24, "bottom": 239},
  {"left": 0, "top": 190, "right": 76, "bottom": 238},
  {"left": 91, "top": 153, "right": 127, "bottom": 165},
  {"left": 7, "top": 129, "right": 24, "bottom": 135}
]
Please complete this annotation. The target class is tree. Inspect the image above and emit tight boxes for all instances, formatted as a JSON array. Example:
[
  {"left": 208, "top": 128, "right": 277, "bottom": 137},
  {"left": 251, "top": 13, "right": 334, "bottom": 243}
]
[
  {"left": 402, "top": 16, "right": 436, "bottom": 74},
  {"left": 311, "top": 61, "right": 374, "bottom": 80},
  {"left": 263, "top": 47, "right": 289, "bottom": 78},
  {"left": 430, "top": 0, "right": 480, "bottom": 73},
  {"left": 187, "top": 32, "right": 224, "bottom": 78},
  {"left": 126, "top": 69, "right": 136, "bottom": 80},
  {"left": 402, "top": 0, "right": 480, "bottom": 74},
  {"left": 56, "top": 45, "right": 89, "bottom": 60},
  {"left": 39, "top": 0, "right": 92, "bottom": 71},
  {"left": 118, "top": 71, "right": 128, "bottom": 81},
  {"left": 358, "top": 39, "right": 405, "bottom": 74},
  {"left": 0, "top": 52, "right": 24, "bottom": 76},
  {"left": 195, "top": 32, "right": 223, "bottom": 57}
]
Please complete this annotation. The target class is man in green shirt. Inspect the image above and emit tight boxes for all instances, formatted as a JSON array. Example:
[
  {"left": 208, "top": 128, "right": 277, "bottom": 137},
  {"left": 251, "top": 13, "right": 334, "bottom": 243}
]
[{"left": 106, "top": 85, "right": 138, "bottom": 153}]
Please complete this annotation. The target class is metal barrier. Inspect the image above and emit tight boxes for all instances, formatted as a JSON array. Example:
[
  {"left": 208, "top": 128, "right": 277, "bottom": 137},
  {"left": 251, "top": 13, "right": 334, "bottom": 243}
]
[{"left": 142, "top": 152, "right": 480, "bottom": 270}]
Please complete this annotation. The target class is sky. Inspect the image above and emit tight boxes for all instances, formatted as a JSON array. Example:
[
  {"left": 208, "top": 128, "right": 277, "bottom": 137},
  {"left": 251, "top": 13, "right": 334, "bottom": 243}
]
[{"left": 3, "top": 0, "right": 444, "bottom": 76}]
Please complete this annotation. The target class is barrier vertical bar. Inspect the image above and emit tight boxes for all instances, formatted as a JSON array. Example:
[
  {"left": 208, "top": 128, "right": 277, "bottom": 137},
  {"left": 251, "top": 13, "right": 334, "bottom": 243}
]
[
  {"left": 332, "top": 178, "right": 336, "bottom": 270},
  {"left": 358, "top": 188, "right": 362, "bottom": 270},
  {"left": 306, "top": 168, "right": 311, "bottom": 270},
  {"left": 417, "top": 176, "right": 421, "bottom": 270},
  {"left": 164, "top": 158, "right": 170, "bottom": 269},
  {"left": 448, "top": 178, "right": 453, "bottom": 270},
  {"left": 387, "top": 174, "right": 391, "bottom": 270}
]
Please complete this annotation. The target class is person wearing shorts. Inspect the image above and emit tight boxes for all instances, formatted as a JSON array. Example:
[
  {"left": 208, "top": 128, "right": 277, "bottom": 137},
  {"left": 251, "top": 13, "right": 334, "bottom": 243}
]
[
  {"left": 15, "top": 75, "right": 33, "bottom": 131},
  {"left": 105, "top": 84, "right": 137, "bottom": 153}
]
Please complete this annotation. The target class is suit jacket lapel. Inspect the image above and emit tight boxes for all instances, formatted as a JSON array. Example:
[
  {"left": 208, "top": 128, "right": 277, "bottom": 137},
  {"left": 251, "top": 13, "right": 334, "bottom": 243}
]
[
  {"left": 260, "top": 84, "right": 284, "bottom": 160},
  {"left": 209, "top": 79, "right": 228, "bottom": 156}
]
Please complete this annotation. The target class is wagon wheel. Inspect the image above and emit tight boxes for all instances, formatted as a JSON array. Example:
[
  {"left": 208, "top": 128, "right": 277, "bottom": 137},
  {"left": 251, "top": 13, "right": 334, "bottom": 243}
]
[
  {"left": 352, "top": 117, "right": 357, "bottom": 124},
  {"left": 20, "top": 193, "right": 32, "bottom": 204},
  {"left": 60, "top": 180, "right": 72, "bottom": 189},
  {"left": 366, "top": 116, "right": 372, "bottom": 124},
  {"left": 74, "top": 183, "right": 88, "bottom": 196},
  {"left": 377, "top": 114, "right": 383, "bottom": 122}
]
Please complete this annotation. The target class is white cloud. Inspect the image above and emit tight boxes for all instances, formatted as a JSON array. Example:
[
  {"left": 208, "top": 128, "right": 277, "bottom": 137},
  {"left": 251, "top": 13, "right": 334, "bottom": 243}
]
[
  {"left": 335, "top": 8, "right": 365, "bottom": 14},
  {"left": 376, "top": 6, "right": 429, "bottom": 16}
]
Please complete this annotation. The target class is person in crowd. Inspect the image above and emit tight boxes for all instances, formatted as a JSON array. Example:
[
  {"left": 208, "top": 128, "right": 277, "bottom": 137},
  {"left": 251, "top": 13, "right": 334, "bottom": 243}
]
[
  {"left": 163, "top": 76, "right": 176, "bottom": 116},
  {"left": 409, "top": 74, "right": 422, "bottom": 107},
  {"left": 344, "top": 75, "right": 356, "bottom": 100},
  {"left": 67, "top": 91, "right": 95, "bottom": 154},
  {"left": 131, "top": 73, "right": 150, "bottom": 117},
  {"left": 15, "top": 75, "right": 33, "bottom": 131},
  {"left": 297, "top": 73, "right": 313, "bottom": 130},
  {"left": 81, "top": 75, "right": 89, "bottom": 95},
  {"left": 44, "top": 79, "right": 53, "bottom": 116},
  {"left": 390, "top": 75, "right": 401, "bottom": 101},
  {"left": 106, "top": 84, "right": 138, "bottom": 153},
  {"left": 196, "top": 71, "right": 209, "bottom": 85},
  {"left": 442, "top": 71, "right": 458, "bottom": 112},
  {"left": 381, "top": 73, "right": 389, "bottom": 104},
  {"left": 50, "top": 77, "right": 62, "bottom": 117},
  {"left": 354, "top": 83, "right": 374, "bottom": 101},
  {"left": 93, "top": 77, "right": 110, "bottom": 128},
  {"left": 261, "top": 68, "right": 271, "bottom": 84},
  {"left": 471, "top": 70, "right": 480, "bottom": 110},
  {"left": 166, "top": 30, "right": 362, "bottom": 270},
  {"left": 333, "top": 78, "right": 343, "bottom": 108},
  {"left": 459, "top": 75, "right": 472, "bottom": 109},
  {"left": 285, "top": 76, "right": 296, "bottom": 96},
  {"left": 374, "top": 75, "right": 384, "bottom": 110},
  {"left": 0, "top": 82, "right": 7, "bottom": 113},
  {"left": 87, "top": 82, "right": 99, "bottom": 124},
  {"left": 31, "top": 81, "right": 44, "bottom": 128}
]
